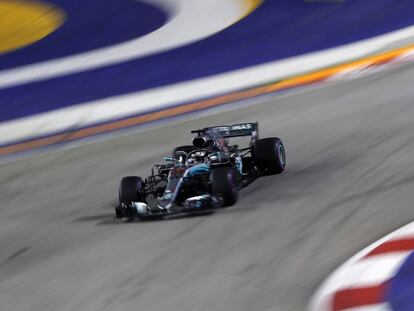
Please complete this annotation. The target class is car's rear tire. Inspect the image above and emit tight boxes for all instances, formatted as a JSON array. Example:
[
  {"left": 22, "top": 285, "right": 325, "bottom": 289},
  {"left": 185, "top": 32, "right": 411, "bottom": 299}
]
[
  {"left": 210, "top": 167, "right": 238, "bottom": 206},
  {"left": 254, "top": 137, "right": 286, "bottom": 175}
]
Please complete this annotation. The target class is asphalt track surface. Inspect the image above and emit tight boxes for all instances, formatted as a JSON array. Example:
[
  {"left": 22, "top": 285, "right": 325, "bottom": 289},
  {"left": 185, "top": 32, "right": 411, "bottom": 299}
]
[{"left": 2, "top": 64, "right": 414, "bottom": 311}]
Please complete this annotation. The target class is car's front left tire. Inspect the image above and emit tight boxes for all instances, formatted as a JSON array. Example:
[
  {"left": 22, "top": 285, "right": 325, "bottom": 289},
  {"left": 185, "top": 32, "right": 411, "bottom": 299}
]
[{"left": 117, "top": 176, "right": 145, "bottom": 220}]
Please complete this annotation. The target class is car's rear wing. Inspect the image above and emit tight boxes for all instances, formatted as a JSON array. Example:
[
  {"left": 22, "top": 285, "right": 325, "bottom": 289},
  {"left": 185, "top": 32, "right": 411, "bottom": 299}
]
[{"left": 192, "top": 122, "right": 259, "bottom": 141}]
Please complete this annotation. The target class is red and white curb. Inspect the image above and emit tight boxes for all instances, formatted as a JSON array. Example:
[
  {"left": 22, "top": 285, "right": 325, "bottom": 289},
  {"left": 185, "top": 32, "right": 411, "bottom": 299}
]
[{"left": 309, "top": 222, "right": 414, "bottom": 311}]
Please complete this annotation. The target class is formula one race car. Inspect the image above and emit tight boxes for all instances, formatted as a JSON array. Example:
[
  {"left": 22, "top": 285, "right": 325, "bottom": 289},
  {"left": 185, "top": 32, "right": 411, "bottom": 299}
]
[{"left": 115, "top": 122, "right": 286, "bottom": 220}]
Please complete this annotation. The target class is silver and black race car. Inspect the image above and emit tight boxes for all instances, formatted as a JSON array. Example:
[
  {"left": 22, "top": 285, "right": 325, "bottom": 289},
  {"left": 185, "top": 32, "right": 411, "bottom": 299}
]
[{"left": 115, "top": 122, "right": 286, "bottom": 220}]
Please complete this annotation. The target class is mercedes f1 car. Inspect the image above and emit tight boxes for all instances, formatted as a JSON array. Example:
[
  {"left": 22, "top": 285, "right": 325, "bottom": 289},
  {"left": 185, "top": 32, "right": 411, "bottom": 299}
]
[{"left": 115, "top": 122, "right": 286, "bottom": 220}]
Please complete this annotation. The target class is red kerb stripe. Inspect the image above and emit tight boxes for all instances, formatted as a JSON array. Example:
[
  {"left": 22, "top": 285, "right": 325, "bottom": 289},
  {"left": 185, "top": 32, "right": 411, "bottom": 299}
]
[
  {"left": 333, "top": 282, "right": 389, "bottom": 311},
  {"left": 364, "top": 238, "right": 414, "bottom": 258}
]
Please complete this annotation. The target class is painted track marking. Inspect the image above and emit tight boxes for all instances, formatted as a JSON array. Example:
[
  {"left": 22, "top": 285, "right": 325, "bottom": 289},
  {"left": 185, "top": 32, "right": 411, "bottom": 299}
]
[
  {"left": 310, "top": 222, "right": 414, "bottom": 311},
  {"left": 1, "top": 42, "right": 414, "bottom": 157}
]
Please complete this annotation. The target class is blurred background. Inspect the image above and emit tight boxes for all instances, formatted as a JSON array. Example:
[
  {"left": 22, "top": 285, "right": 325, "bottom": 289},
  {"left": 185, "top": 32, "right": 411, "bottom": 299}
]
[{"left": 1, "top": 1, "right": 414, "bottom": 310}]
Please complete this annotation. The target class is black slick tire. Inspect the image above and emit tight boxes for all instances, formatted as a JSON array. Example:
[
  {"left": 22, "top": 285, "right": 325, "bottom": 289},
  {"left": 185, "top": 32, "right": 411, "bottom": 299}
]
[
  {"left": 254, "top": 137, "right": 286, "bottom": 175},
  {"left": 119, "top": 176, "right": 145, "bottom": 203},
  {"left": 210, "top": 167, "right": 238, "bottom": 206},
  {"left": 117, "top": 176, "right": 145, "bottom": 221}
]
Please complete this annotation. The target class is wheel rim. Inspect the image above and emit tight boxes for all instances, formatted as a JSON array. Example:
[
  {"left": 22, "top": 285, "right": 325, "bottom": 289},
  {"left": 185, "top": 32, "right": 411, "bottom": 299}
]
[{"left": 278, "top": 144, "right": 286, "bottom": 166}]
